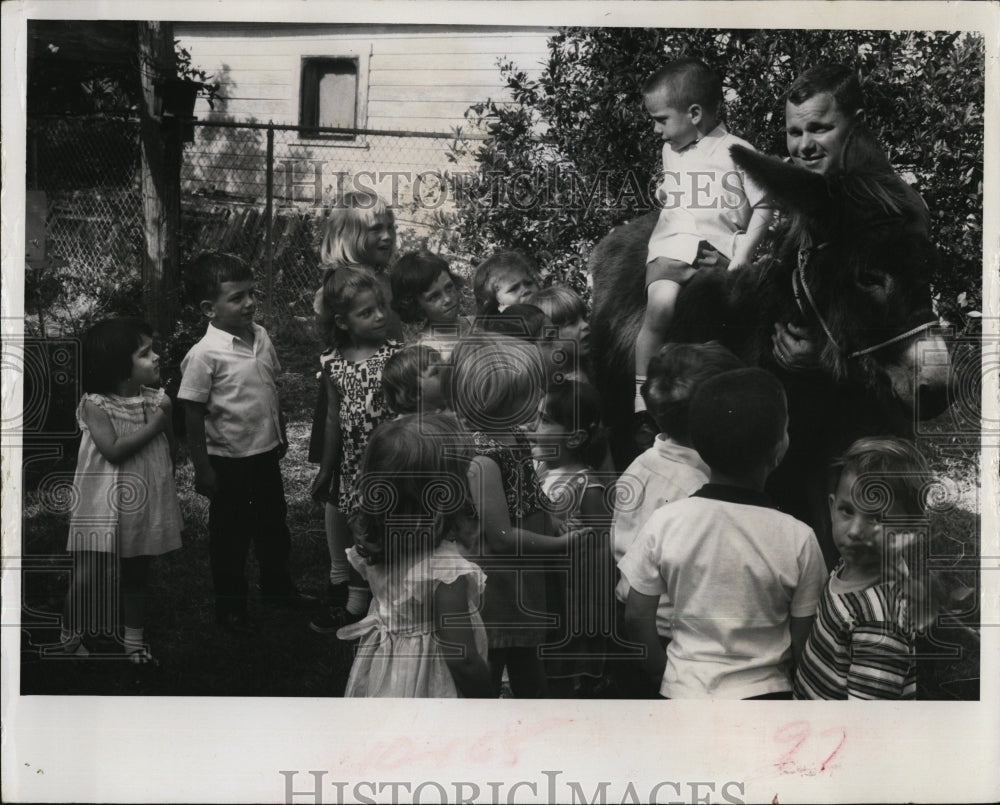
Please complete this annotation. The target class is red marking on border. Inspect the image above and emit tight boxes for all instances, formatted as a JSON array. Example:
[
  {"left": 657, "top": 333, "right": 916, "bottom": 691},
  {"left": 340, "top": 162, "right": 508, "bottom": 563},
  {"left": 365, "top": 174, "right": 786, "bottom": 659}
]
[
  {"left": 819, "top": 728, "right": 847, "bottom": 771},
  {"left": 773, "top": 721, "right": 811, "bottom": 770},
  {"left": 369, "top": 717, "right": 573, "bottom": 770}
]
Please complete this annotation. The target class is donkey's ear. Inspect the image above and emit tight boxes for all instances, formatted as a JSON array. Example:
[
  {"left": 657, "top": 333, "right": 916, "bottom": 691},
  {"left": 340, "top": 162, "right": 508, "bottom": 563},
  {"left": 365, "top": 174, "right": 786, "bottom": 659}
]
[{"left": 729, "top": 144, "right": 832, "bottom": 221}]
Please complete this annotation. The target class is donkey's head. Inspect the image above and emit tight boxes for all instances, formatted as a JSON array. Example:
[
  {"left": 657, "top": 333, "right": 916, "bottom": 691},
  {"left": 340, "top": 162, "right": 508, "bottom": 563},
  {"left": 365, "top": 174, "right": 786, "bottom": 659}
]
[{"left": 732, "top": 129, "right": 951, "bottom": 418}]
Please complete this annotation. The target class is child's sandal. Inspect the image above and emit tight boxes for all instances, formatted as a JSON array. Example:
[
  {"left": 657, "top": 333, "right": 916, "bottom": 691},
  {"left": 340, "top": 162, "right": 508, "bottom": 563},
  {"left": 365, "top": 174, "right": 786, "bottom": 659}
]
[
  {"left": 127, "top": 647, "right": 159, "bottom": 667},
  {"left": 44, "top": 640, "right": 90, "bottom": 657}
]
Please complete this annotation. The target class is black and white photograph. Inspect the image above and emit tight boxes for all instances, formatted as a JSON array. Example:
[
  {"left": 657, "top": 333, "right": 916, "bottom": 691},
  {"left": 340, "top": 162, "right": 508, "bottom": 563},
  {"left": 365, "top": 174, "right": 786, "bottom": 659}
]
[{"left": 2, "top": 1, "right": 997, "bottom": 802}]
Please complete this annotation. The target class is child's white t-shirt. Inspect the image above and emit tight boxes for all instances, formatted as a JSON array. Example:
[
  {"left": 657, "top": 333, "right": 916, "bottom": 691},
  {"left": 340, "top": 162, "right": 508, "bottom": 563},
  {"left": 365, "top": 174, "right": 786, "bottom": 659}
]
[
  {"left": 612, "top": 435, "right": 709, "bottom": 637},
  {"left": 619, "top": 484, "right": 827, "bottom": 699}
]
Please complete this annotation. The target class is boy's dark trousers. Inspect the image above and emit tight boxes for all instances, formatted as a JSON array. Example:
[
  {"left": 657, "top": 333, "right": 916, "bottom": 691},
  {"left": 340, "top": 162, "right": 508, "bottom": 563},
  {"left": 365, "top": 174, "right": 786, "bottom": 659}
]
[{"left": 209, "top": 448, "right": 294, "bottom": 616}]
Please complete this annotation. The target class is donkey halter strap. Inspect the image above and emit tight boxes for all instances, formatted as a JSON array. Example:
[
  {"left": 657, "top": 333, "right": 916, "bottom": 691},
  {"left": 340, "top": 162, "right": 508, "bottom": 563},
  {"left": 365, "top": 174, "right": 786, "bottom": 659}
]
[{"left": 793, "top": 243, "right": 938, "bottom": 359}]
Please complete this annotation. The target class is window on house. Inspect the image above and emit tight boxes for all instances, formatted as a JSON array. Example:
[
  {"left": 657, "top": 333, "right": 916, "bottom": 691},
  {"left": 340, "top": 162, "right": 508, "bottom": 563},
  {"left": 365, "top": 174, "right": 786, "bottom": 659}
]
[{"left": 299, "top": 57, "right": 358, "bottom": 138}]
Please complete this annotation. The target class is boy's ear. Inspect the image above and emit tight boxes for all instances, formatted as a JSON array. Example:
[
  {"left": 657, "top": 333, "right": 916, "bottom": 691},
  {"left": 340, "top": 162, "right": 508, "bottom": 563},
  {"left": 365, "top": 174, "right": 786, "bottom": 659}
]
[
  {"left": 688, "top": 103, "right": 703, "bottom": 125},
  {"left": 567, "top": 429, "right": 587, "bottom": 449},
  {"left": 333, "top": 313, "right": 350, "bottom": 331},
  {"left": 199, "top": 299, "right": 216, "bottom": 318},
  {"left": 827, "top": 492, "right": 836, "bottom": 516}
]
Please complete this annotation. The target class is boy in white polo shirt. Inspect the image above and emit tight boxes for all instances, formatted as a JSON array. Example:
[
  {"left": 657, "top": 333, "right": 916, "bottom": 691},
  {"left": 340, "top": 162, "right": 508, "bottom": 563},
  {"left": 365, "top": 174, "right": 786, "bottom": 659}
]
[
  {"left": 611, "top": 341, "right": 743, "bottom": 696},
  {"left": 634, "top": 58, "right": 772, "bottom": 434},
  {"left": 179, "top": 252, "right": 315, "bottom": 633},
  {"left": 620, "top": 368, "right": 826, "bottom": 699}
]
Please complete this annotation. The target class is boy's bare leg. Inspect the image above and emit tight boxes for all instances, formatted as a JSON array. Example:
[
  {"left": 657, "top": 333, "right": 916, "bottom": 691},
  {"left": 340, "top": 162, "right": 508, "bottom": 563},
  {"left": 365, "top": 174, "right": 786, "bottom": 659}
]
[{"left": 634, "top": 275, "right": 682, "bottom": 413}]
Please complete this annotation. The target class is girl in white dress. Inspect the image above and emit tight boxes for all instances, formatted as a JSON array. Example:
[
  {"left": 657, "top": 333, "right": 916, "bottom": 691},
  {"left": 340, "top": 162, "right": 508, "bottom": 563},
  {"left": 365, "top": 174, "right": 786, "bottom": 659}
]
[
  {"left": 55, "top": 318, "right": 183, "bottom": 663},
  {"left": 338, "top": 413, "right": 491, "bottom": 697}
]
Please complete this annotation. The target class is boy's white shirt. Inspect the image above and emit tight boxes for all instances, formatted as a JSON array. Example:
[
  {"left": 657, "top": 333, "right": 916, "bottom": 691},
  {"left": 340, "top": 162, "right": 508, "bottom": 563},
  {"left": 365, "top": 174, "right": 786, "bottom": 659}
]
[
  {"left": 646, "top": 124, "right": 767, "bottom": 264},
  {"left": 619, "top": 489, "right": 827, "bottom": 699},
  {"left": 612, "top": 434, "right": 709, "bottom": 637},
  {"left": 177, "top": 322, "right": 283, "bottom": 457}
]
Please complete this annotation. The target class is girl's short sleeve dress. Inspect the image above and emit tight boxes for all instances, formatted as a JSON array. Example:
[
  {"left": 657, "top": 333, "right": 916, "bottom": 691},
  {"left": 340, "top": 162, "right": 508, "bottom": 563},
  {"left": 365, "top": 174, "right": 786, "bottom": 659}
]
[
  {"left": 67, "top": 388, "right": 183, "bottom": 558},
  {"left": 339, "top": 541, "right": 488, "bottom": 697}
]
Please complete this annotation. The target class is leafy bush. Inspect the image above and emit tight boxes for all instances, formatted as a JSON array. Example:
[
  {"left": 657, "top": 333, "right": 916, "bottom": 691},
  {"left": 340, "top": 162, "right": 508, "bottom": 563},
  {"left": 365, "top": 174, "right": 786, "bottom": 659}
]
[{"left": 452, "top": 28, "right": 983, "bottom": 328}]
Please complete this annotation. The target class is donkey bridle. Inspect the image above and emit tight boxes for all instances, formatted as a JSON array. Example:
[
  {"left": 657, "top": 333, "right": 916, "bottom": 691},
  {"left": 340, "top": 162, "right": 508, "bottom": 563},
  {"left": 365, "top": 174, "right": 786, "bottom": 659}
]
[{"left": 791, "top": 242, "right": 939, "bottom": 359}]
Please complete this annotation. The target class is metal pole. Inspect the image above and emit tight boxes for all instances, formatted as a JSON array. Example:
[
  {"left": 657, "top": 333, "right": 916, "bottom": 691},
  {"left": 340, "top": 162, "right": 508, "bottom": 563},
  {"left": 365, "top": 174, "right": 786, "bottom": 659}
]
[{"left": 264, "top": 122, "right": 274, "bottom": 324}]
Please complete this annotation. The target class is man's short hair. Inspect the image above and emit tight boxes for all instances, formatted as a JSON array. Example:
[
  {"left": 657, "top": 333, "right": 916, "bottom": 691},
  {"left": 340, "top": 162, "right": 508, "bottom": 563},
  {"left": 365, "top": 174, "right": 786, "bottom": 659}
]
[
  {"left": 786, "top": 63, "right": 864, "bottom": 116},
  {"left": 642, "top": 58, "right": 723, "bottom": 113},
  {"left": 690, "top": 368, "right": 788, "bottom": 476}
]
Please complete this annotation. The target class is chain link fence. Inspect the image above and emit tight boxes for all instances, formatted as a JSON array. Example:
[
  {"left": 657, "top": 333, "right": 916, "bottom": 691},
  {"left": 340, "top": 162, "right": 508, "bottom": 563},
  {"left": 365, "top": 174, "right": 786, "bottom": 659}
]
[
  {"left": 26, "top": 116, "right": 144, "bottom": 336},
  {"left": 26, "top": 115, "right": 484, "bottom": 357}
]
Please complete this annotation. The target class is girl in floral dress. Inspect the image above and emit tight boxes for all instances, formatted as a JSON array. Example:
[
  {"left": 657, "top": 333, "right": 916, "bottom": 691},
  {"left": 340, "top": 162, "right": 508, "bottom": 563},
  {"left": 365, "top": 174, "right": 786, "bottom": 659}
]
[{"left": 310, "top": 267, "right": 402, "bottom": 631}]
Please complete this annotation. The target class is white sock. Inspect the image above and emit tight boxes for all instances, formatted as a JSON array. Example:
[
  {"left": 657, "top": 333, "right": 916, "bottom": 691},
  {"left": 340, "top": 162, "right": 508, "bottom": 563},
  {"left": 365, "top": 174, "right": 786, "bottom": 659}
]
[
  {"left": 329, "top": 558, "right": 350, "bottom": 586},
  {"left": 346, "top": 585, "right": 371, "bottom": 616},
  {"left": 634, "top": 376, "right": 647, "bottom": 413},
  {"left": 124, "top": 626, "right": 144, "bottom": 655}
]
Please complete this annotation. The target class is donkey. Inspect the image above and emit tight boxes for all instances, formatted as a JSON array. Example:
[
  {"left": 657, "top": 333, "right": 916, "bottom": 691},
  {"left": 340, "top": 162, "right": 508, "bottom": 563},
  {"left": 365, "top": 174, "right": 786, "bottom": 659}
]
[{"left": 589, "top": 128, "right": 951, "bottom": 566}]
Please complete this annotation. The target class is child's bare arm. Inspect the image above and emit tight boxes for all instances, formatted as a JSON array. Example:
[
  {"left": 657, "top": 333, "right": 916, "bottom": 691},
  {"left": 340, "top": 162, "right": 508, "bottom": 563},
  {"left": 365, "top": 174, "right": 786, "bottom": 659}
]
[
  {"left": 467, "top": 456, "right": 579, "bottom": 554},
  {"left": 158, "top": 395, "right": 178, "bottom": 469},
  {"left": 310, "top": 375, "right": 342, "bottom": 502},
  {"left": 81, "top": 400, "right": 167, "bottom": 465},
  {"left": 434, "top": 576, "right": 492, "bottom": 698},
  {"left": 624, "top": 588, "right": 666, "bottom": 687},
  {"left": 579, "top": 485, "right": 613, "bottom": 529},
  {"left": 183, "top": 401, "right": 217, "bottom": 498},
  {"left": 789, "top": 615, "right": 814, "bottom": 665},
  {"left": 729, "top": 205, "right": 775, "bottom": 271}
]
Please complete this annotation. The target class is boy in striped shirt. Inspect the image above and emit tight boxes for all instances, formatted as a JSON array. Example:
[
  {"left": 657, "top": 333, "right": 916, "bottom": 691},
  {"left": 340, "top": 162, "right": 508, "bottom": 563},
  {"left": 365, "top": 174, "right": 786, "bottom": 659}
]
[{"left": 794, "top": 437, "right": 932, "bottom": 699}]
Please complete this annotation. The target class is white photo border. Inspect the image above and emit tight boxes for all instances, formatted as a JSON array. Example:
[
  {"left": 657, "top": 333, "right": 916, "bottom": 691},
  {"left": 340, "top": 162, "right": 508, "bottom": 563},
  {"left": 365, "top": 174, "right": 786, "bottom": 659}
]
[{"left": 3, "top": 1, "right": 998, "bottom": 803}]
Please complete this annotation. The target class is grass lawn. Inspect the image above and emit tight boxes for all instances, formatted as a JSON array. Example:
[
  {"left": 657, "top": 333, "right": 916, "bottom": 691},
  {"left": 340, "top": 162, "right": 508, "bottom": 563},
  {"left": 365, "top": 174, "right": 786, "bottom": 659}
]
[{"left": 18, "top": 337, "right": 983, "bottom": 698}]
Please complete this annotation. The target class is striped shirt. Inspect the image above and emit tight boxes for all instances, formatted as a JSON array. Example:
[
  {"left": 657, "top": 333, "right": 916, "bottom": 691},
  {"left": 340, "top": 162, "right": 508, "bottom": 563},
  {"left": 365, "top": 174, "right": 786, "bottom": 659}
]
[{"left": 794, "top": 563, "right": 915, "bottom": 700}]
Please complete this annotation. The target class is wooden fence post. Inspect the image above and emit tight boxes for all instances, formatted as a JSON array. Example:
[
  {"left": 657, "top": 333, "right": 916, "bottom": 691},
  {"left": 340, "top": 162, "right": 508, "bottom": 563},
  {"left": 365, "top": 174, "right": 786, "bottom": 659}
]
[
  {"left": 138, "top": 21, "right": 181, "bottom": 339},
  {"left": 265, "top": 122, "right": 275, "bottom": 324}
]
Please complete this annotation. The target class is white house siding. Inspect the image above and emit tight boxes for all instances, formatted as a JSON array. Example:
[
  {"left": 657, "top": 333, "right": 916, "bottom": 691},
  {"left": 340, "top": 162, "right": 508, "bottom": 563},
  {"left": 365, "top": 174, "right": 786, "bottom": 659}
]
[{"left": 175, "top": 23, "right": 552, "bottom": 234}]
